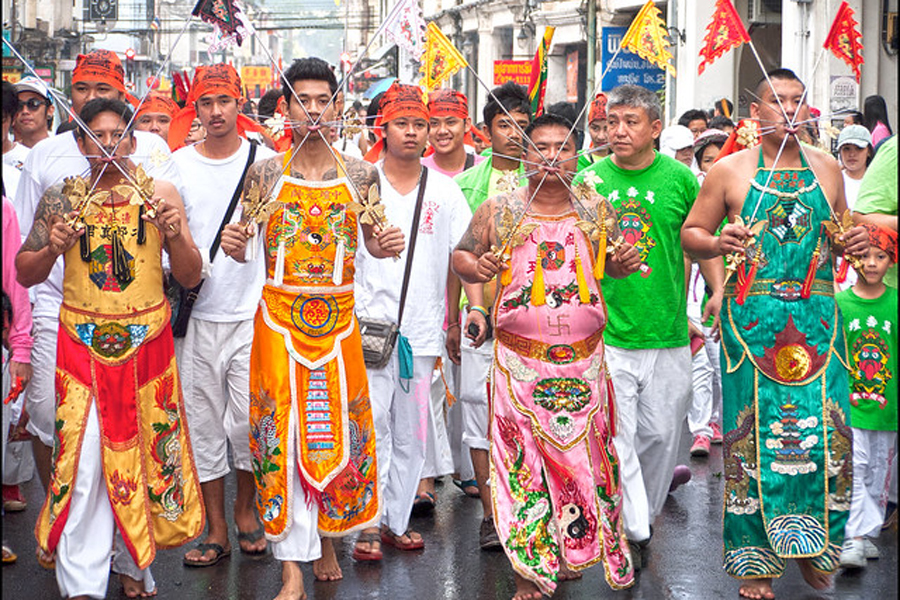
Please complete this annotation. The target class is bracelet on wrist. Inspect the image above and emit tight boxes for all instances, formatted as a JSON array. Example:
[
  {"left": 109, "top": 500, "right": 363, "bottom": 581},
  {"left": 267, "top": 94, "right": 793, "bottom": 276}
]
[
  {"left": 470, "top": 305, "right": 489, "bottom": 318},
  {"left": 447, "top": 322, "right": 460, "bottom": 329}
]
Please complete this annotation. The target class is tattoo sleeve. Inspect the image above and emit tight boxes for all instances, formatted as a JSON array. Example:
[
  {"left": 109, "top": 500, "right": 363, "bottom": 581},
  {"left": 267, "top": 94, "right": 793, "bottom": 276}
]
[
  {"left": 455, "top": 199, "right": 496, "bottom": 256},
  {"left": 20, "top": 184, "right": 72, "bottom": 252}
]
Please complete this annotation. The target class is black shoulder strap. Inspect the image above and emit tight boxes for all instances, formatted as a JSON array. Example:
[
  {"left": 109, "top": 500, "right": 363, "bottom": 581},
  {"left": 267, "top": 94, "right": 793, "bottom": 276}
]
[
  {"left": 209, "top": 141, "right": 257, "bottom": 262},
  {"left": 397, "top": 166, "right": 428, "bottom": 327},
  {"left": 464, "top": 152, "right": 475, "bottom": 171}
]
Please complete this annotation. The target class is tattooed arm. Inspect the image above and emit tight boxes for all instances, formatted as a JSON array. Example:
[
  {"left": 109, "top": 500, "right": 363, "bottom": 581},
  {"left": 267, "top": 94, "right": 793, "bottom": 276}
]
[
  {"left": 221, "top": 159, "right": 274, "bottom": 263},
  {"left": 452, "top": 197, "right": 500, "bottom": 284},
  {"left": 15, "top": 184, "right": 81, "bottom": 288}
]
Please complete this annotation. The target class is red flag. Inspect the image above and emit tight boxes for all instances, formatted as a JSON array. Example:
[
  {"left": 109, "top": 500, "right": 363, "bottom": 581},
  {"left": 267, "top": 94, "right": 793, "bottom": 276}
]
[
  {"left": 823, "top": 1, "right": 864, "bottom": 83},
  {"left": 528, "top": 27, "right": 555, "bottom": 117},
  {"left": 698, "top": 0, "right": 750, "bottom": 75}
]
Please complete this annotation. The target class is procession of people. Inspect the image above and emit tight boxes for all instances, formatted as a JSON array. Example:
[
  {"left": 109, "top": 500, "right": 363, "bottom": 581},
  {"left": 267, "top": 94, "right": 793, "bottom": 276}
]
[{"left": 1, "top": 15, "right": 897, "bottom": 599}]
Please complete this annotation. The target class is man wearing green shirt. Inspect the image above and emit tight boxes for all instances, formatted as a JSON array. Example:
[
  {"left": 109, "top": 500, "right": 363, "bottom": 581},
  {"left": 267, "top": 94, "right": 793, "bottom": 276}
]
[
  {"left": 452, "top": 81, "right": 529, "bottom": 550},
  {"left": 573, "top": 85, "right": 722, "bottom": 569}
]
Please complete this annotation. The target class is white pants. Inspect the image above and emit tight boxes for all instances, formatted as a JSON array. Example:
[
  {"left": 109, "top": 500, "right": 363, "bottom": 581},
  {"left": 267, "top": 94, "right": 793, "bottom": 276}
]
[
  {"left": 269, "top": 426, "right": 321, "bottom": 562},
  {"left": 608, "top": 345, "right": 693, "bottom": 542},
  {"left": 56, "top": 404, "right": 155, "bottom": 599},
  {"left": 2, "top": 436, "right": 34, "bottom": 485},
  {"left": 459, "top": 335, "right": 492, "bottom": 452},
  {"left": 24, "top": 316, "right": 58, "bottom": 447},
  {"left": 845, "top": 428, "right": 897, "bottom": 538},
  {"left": 422, "top": 356, "right": 453, "bottom": 479},
  {"left": 687, "top": 319, "right": 722, "bottom": 439},
  {"left": 445, "top": 357, "right": 475, "bottom": 481},
  {"left": 175, "top": 318, "right": 253, "bottom": 482},
  {"left": 368, "top": 352, "right": 433, "bottom": 535}
]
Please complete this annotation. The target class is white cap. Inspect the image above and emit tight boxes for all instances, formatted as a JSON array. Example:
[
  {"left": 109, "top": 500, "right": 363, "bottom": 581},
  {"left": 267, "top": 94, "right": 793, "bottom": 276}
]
[
  {"left": 14, "top": 76, "right": 52, "bottom": 101},
  {"left": 659, "top": 125, "right": 694, "bottom": 157}
]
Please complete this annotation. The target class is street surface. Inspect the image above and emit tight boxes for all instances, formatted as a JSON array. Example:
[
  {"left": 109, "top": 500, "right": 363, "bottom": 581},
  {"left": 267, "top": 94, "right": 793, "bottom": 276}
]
[{"left": 3, "top": 426, "right": 897, "bottom": 599}]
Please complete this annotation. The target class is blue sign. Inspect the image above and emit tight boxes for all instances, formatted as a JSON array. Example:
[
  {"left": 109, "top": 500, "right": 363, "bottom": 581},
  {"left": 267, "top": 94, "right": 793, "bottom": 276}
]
[{"left": 601, "top": 27, "right": 665, "bottom": 92}]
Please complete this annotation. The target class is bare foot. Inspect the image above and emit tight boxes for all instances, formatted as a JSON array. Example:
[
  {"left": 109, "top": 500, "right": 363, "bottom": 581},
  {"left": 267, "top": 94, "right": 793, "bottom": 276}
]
[
  {"left": 274, "top": 561, "right": 306, "bottom": 600},
  {"left": 797, "top": 559, "right": 832, "bottom": 591},
  {"left": 512, "top": 573, "right": 543, "bottom": 600},
  {"left": 557, "top": 558, "right": 582, "bottom": 581},
  {"left": 119, "top": 573, "right": 157, "bottom": 598},
  {"left": 313, "top": 537, "right": 343, "bottom": 581},
  {"left": 738, "top": 578, "right": 774, "bottom": 599}
]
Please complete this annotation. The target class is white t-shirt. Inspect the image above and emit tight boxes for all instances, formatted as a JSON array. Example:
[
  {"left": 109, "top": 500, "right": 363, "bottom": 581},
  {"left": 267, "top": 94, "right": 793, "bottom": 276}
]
[
  {"left": 842, "top": 170, "right": 863, "bottom": 211},
  {"left": 354, "top": 164, "right": 472, "bottom": 356},
  {"left": 14, "top": 130, "right": 184, "bottom": 319},
  {"left": 2, "top": 143, "right": 29, "bottom": 199},
  {"left": 172, "top": 139, "right": 275, "bottom": 322}
]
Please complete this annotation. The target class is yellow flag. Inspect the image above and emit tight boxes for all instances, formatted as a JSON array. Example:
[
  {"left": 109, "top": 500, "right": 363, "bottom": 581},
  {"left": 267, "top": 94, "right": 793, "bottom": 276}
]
[
  {"left": 620, "top": 0, "right": 676, "bottom": 76},
  {"left": 419, "top": 22, "right": 468, "bottom": 91}
]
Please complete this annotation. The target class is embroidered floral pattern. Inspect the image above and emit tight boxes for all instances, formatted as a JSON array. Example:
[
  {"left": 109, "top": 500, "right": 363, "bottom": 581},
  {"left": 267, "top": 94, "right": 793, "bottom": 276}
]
[
  {"left": 497, "top": 415, "right": 559, "bottom": 582},
  {"left": 501, "top": 281, "right": 597, "bottom": 313},
  {"left": 532, "top": 378, "right": 592, "bottom": 413},
  {"left": 250, "top": 390, "right": 282, "bottom": 491},
  {"left": 109, "top": 469, "right": 139, "bottom": 505}
]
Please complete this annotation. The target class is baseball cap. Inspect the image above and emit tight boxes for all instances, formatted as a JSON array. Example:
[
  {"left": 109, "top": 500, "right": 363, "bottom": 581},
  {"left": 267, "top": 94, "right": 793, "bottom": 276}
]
[
  {"left": 837, "top": 124, "right": 872, "bottom": 149},
  {"left": 14, "top": 76, "right": 52, "bottom": 101},
  {"left": 660, "top": 125, "right": 694, "bottom": 157}
]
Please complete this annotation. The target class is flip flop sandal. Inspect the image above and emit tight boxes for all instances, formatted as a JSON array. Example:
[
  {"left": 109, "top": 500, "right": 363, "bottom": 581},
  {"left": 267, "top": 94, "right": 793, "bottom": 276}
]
[
  {"left": 380, "top": 529, "right": 424, "bottom": 551},
  {"left": 36, "top": 547, "right": 55, "bottom": 570},
  {"left": 351, "top": 531, "right": 383, "bottom": 561},
  {"left": 235, "top": 524, "right": 268, "bottom": 556},
  {"left": 452, "top": 478, "right": 481, "bottom": 498},
  {"left": 183, "top": 542, "right": 231, "bottom": 567},
  {"left": 2, "top": 545, "right": 17, "bottom": 565},
  {"left": 411, "top": 491, "right": 435, "bottom": 517}
]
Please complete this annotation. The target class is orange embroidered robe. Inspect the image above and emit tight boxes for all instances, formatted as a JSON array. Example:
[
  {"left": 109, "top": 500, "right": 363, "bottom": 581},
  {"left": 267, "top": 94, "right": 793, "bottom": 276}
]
[
  {"left": 35, "top": 200, "right": 204, "bottom": 569},
  {"left": 250, "top": 169, "right": 380, "bottom": 540}
]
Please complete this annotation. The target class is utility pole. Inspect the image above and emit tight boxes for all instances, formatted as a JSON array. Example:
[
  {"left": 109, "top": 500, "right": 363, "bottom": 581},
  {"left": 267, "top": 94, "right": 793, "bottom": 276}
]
[{"left": 585, "top": 0, "right": 596, "bottom": 122}]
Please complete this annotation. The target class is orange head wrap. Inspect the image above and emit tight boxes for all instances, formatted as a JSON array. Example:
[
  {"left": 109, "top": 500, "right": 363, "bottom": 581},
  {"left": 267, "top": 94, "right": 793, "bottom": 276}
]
[
  {"left": 364, "top": 81, "right": 427, "bottom": 163},
  {"left": 588, "top": 93, "right": 607, "bottom": 123},
  {"left": 72, "top": 50, "right": 126, "bottom": 93},
  {"left": 136, "top": 92, "right": 179, "bottom": 119},
  {"left": 861, "top": 224, "right": 898, "bottom": 264},
  {"left": 168, "top": 63, "right": 262, "bottom": 151},
  {"left": 427, "top": 89, "right": 469, "bottom": 120}
]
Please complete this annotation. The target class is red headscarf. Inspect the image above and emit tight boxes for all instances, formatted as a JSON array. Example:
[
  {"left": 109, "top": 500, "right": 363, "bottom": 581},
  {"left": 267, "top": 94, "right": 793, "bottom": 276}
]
[
  {"left": 72, "top": 50, "right": 126, "bottom": 93},
  {"left": 588, "top": 93, "right": 607, "bottom": 123},
  {"left": 427, "top": 89, "right": 468, "bottom": 120},
  {"left": 861, "top": 223, "right": 898, "bottom": 264},
  {"left": 168, "top": 64, "right": 263, "bottom": 151},
  {"left": 136, "top": 92, "right": 179, "bottom": 119},
  {"left": 364, "top": 81, "right": 427, "bottom": 163}
]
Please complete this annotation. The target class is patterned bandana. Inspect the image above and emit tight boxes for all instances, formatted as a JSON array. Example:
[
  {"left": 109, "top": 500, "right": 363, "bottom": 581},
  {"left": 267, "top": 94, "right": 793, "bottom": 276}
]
[
  {"left": 72, "top": 50, "right": 126, "bottom": 93},
  {"left": 588, "top": 93, "right": 607, "bottom": 123},
  {"left": 136, "top": 92, "right": 179, "bottom": 119},
  {"left": 862, "top": 223, "right": 898, "bottom": 264},
  {"left": 380, "top": 81, "right": 428, "bottom": 124},
  {"left": 168, "top": 63, "right": 261, "bottom": 151},
  {"left": 427, "top": 89, "right": 468, "bottom": 120}
]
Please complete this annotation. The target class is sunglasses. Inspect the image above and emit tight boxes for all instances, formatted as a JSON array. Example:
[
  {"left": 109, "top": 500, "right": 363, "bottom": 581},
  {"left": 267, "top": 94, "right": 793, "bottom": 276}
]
[{"left": 18, "top": 98, "right": 49, "bottom": 111}]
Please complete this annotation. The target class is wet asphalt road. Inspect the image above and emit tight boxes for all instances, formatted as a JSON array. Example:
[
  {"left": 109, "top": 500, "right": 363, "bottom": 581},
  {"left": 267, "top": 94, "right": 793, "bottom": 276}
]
[{"left": 2, "top": 426, "right": 897, "bottom": 600}]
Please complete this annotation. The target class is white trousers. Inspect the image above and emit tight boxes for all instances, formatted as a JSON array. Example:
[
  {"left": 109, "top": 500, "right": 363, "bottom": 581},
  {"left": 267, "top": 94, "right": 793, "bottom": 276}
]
[
  {"left": 445, "top": 356, "right": 475, "bottom": 481},
  {"left": 608, "top": 345, "right": 693, "bottom": 542},
  {"left": 24, "top": 316, "right": 58, "bottom": 447},
  {"left": 459, "top": 336, "right": 492, "bottom": 451},
  {"left": 175, "top": 318, "right": 253, "bottom": 482},
  {"left": 56, "top": 404, "right": 155, "bottom": 599},
  {"left": 269, "top": 427, "right": 322, "bottom": 562},
  {"left": 368, "top": 352, "right": 433, "bottom": 535},
  {"left": 845, "top": 428, "right": 897, "bottom": 538},
  {"left": 686, "top": 319, "right": 722, "bottom": 439},
  {"left": 422, "top": 356, "right": 453, "bottom": 479}
]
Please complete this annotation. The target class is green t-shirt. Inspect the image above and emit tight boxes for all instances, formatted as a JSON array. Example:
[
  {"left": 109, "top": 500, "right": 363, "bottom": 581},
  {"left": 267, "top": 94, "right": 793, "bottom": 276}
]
[
  {"left": 454, "top": 156, "right": 525, "bottom": 214},
  {"left": 855, "top": 136, "right": 897, "bottom": 288},
  {"left": 836, "top": 287, "right": 898, "bottom": 431},
  {"left": 573, "top": 152, "right": 699, "bottom": 348}
]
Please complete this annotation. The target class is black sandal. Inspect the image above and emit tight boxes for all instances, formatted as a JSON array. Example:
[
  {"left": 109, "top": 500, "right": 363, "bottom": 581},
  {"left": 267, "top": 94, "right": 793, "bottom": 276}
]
[{"left": 183, "top": 542, "right": 231, "bottom": 567}]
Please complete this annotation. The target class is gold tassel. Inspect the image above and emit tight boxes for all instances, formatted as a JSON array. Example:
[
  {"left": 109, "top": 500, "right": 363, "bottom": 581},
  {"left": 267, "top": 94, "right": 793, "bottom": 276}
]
[
  {"left": 576, "top": 247, "right": 591, "bottom": 304},
  {"left": 531, "top": 245, "right": 546, "bottom": 306},
  {"left": 273, "top": 239, "right": 286, "bottom": 286},
  {"left": 332, "top": 240, "right": 345, "bottom": 286},
  {"left": 593, "top": 233, "right": 607, "bottom": 280}
]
